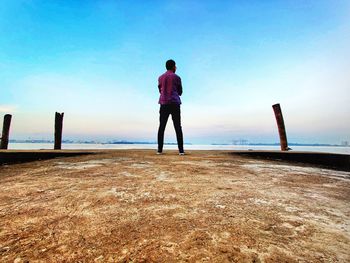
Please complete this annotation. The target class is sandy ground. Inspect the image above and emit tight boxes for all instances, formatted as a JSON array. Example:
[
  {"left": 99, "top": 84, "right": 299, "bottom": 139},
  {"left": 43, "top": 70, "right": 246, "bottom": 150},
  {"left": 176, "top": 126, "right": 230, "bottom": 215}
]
[{"left": 0, "top": 150, "right": 349, "bottom": 262}]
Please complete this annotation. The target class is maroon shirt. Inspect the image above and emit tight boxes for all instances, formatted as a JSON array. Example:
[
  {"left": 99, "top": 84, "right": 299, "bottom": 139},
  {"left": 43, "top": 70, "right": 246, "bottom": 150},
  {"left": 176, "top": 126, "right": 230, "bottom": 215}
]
[{"left": 158, "top": 70, "right": 183, "bottom": 105}]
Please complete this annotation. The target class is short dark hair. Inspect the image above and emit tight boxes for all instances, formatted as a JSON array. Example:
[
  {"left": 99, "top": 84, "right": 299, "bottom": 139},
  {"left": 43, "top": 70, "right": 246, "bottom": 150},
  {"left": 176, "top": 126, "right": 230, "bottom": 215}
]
[{"left": 166, "top": 59, "right": 176, "bottom": 70}]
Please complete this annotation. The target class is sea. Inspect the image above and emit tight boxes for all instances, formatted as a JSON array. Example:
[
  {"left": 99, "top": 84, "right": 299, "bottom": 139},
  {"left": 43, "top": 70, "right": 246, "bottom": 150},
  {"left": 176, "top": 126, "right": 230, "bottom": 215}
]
[{"left": 7, "top": 143, "right": 350, "bottom": 155}]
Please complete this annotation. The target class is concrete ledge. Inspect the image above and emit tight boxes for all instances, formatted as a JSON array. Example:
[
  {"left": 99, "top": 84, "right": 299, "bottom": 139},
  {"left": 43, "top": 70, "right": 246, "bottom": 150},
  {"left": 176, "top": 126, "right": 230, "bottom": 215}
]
[
  {"left": 0, "top": 150, "right": 96, "bottom": 165},
  {"left": 1, "top": 150, "right": 349, "bottom": 172},
  {"left": 231, "top": 150, "right": 350, "bottom": 171}
]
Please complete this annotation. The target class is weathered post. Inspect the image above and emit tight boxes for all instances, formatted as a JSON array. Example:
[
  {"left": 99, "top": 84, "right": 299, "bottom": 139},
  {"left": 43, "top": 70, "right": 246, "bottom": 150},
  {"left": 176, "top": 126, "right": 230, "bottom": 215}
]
[
  {"left": 54, "top": 112, "right": 64, "bottom": 150},
  {"left": 272, "top": 104, "right": 289, "bottom": 151},
  {"left": 0, "top": 114, "right": 12, "bottom": 149}
]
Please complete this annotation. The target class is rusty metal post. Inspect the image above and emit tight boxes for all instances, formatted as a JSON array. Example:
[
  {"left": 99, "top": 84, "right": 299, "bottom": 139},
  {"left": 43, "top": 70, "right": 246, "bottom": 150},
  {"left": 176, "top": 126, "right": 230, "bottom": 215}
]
[
  {"left": 0, "top": 114, "right": 12, "bottom": 149},
  {"left": 54, "top": 112, "right": 64, "bottom": 150},
  {"left": 272, "top": 104, "right": 289, "bottom": 151}
]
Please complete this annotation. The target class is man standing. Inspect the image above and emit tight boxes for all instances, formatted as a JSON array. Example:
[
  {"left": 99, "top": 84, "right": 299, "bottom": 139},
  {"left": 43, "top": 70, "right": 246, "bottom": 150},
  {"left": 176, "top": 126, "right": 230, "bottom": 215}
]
[{"left": 157, "top": 59, "right": 184, "bottom": 155}]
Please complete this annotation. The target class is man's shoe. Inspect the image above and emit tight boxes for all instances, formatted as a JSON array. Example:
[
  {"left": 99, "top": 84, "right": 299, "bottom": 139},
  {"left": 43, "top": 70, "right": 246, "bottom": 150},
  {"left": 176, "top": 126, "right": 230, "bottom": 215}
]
[
  {"left": 179, "top": 152, "right": 185, "bottom": 156},
  {"left": 156, "top": 152, "right": 163, "bottom": 155}
]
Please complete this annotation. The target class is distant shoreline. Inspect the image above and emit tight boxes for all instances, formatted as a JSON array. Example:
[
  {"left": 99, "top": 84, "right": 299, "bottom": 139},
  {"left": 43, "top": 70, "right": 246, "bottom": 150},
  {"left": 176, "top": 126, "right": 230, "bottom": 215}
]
[{"left": 9, "top": 140, "right": 350, "bottom": 147}]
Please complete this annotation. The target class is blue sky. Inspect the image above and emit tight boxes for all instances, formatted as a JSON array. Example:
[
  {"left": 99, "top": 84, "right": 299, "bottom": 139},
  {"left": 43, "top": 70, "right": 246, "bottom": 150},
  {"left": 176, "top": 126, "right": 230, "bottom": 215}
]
[{"left": 1, "top": 0, "right": 349, "bottom": 144}]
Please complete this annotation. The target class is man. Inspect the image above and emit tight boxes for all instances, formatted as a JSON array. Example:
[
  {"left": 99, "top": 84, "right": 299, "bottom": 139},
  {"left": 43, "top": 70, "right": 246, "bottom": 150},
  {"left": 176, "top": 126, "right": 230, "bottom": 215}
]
[{"left": 157, "top": 59, "right": 184, "bottom": 155}]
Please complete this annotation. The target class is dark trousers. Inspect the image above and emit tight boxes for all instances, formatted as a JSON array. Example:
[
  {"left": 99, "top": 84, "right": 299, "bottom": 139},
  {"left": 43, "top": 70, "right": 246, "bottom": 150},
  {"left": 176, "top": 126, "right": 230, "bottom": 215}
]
[{"left": 157, "top": 104, "right": 184, "bottom": 153}]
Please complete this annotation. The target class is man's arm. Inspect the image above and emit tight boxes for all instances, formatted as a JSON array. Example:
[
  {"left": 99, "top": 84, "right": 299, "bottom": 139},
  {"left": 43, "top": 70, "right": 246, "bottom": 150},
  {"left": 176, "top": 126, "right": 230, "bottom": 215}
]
[
  {"left": 177, "top": 77, "right": 183, "bottom": 96},
  {"left": 158, "top": 78, "right": 161, "bottom": 94}
]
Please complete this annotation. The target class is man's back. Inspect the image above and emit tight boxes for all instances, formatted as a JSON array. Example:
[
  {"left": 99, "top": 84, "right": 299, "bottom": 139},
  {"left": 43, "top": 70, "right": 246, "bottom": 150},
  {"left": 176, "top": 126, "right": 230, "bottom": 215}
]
[
  {"left": 158, "top": 70, "right": 182, "bottom": 105},
  {"left": 157, "top": 59, "right": 184, "bottom": 154}
]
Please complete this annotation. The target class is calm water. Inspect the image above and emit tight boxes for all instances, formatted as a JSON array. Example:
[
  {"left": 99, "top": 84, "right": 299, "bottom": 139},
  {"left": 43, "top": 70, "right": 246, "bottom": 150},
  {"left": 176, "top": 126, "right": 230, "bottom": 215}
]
[{"left": 7, "top": 143, "right": 350, "bottom": 155}]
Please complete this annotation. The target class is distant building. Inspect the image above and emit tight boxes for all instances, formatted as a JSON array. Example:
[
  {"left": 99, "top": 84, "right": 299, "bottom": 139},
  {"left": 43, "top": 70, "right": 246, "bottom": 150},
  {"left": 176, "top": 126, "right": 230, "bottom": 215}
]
[
  {"left": 232, "top": 139, "right": 249, "bottom": 145},
  {"left": 341, "top": 141, "right": 349, "bottom": 146}
]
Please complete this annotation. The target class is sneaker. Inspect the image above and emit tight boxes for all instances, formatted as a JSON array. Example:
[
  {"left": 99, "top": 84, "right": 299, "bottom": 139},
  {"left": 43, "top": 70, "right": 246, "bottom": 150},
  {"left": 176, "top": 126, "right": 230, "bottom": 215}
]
[
  {"left": 179, "top": 152, "right": 185, "bottom": 156},
  {"left": 156, "top": 152, "right": 163, "bottom": 155}
]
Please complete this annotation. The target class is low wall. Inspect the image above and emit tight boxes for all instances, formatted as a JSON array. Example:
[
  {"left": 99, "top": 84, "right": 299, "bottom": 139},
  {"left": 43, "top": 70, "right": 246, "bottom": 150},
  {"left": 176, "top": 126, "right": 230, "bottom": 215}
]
[
  {"left": 232, "top": 151, "right": 350, "bottom": 171},
  {"left": 0, "top": 150, "right": 95, "bottom": 165}
]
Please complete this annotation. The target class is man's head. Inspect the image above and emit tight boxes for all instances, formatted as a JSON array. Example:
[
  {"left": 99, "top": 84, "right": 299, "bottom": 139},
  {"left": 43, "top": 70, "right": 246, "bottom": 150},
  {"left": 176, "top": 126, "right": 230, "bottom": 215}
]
[{"left": 166, "top": 59, "right": 176, "bottom": 72}]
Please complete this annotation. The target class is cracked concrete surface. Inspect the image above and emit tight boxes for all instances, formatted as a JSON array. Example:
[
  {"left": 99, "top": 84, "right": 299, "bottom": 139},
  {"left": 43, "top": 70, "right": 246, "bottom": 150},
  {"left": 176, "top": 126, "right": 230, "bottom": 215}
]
[{"left": 0, "top": 150, "right": 349, "bottom": 262}]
